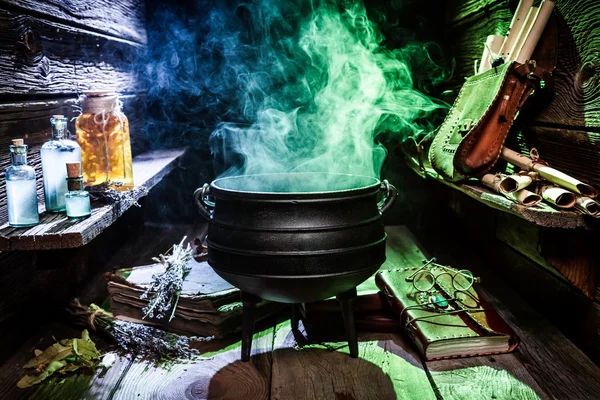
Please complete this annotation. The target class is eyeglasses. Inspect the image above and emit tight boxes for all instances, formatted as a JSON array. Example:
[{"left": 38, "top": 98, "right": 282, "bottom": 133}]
[{"left": 405, "top": 258, "right": 480, "bottom": 293}]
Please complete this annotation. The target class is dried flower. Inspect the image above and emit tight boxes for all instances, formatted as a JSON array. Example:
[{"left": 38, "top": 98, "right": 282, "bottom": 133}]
[
  {"left": 140, "top": 237, "right": 194, "bottom": 321},
  {"left": 86, "top": 181, "right": 149, "bottom": 208}
]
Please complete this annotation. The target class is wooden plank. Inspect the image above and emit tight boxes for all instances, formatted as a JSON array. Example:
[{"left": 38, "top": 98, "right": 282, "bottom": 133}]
[
  {"left": 496, "top": 212, "right": 599, "bottom": 298},
  {"left": 427, "top": 356, "right": 547, "bottom": 400},
  {"left": 426, "top": 169, "right": 592, "bottom": 229},
  {"left": 0, "top": 8, "right": 144, "bottom": 96},
  {"left": 110, "top": 326, "right": 275, "bottom": 400},
  {"left": 0, "top": 0, "right": 146, "bottom": 44},
  {"left": 0, "top": 149, "right": 185, "bottom": 250},
  {"left": 0, "top": 321, "right": 133, "bottom": 400},
  {"left": 270, "top": 319, "right": 437, "bottom": 400},
  {"left": 446, "top": 0, "right": 600, "bottom": 128}
]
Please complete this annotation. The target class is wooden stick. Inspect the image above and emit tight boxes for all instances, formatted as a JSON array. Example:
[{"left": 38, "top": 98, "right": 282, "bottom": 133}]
[
  {"left": 506, "top": 6, "right": 539, "bottom": 62},
  {"left": 479, "top": 35, "right": 505, "bottom": 73},
  {"left": 499, "top": 0, "right": 535, "bottom": 58},
  {"left": 516, "top": 0, "right": 555, "bottom": 63}
]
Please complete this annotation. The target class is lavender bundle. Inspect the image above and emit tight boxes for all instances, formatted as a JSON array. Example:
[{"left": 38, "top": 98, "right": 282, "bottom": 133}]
[
  {"left": 86, "top": 181, "right": 149, "bottom": 209},
  {"left": 66, "top": 300, "right": 213, "bottom": 366},
  {"left": 140, "top": 237, "right": 194, "bottom": 321}
]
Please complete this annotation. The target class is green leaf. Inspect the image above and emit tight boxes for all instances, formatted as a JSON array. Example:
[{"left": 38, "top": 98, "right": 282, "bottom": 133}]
[
  {"left": 23, "top": 342, "right": 73, "bottom": 369},
  {"left": 17, "top": 361, "right": 66, "bottom": 388}
]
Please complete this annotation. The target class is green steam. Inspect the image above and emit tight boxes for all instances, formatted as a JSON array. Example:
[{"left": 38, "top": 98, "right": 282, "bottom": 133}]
[{"left": 210, "top": 0, "right": 445, "bottom": 191}]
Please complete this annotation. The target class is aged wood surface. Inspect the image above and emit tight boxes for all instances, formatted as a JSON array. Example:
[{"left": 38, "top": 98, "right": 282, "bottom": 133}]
[
  {"left": 110, "top": 327, "right": 275, "bottom": 400},
  {"left": 447, "top": 0, "right": 600, "bottom": 128},
  {"left": 496, "top": 212, "right": 599, "bottom": 298},
  {"left": 0, "top": 322, "right": 134, "bottom": 400},
  {"left": 430, "top": 170, "right": 593, "bottom": 229},
  {"left": 0, "top": 8, "right": 144, "bottom": 96},
  {"left": 0, "top": 149, "right": 184, "bottom": 250},
  {"left": 270, "top": 320, "right": 437, "bottom": 400},
  {"left": 412, "top": 224, "right": 600, "bottom": 397},
  {"left": 0, "top": 0, "right": 147, "bottom": 44},
  {"left": 519, "top": 125, "right": 600, "bottom": 188}
]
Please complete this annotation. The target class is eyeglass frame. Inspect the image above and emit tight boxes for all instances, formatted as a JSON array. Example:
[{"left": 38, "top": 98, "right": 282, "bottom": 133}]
[{"left": 404, "top": 257, "right": 481, "bottom": 293}]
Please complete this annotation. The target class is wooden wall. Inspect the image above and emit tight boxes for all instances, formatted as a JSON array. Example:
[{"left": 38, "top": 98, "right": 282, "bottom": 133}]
[
  {"left": 432, "top": 0, "right": 600, "bottom": 363},
  {"left": 0, "top": 0, "right": 147, "bottom": 351}
]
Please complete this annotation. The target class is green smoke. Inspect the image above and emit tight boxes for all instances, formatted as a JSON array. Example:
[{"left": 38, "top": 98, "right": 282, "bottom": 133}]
[{"left": 210, "top": 0, "right": 445, "bottom": 191}]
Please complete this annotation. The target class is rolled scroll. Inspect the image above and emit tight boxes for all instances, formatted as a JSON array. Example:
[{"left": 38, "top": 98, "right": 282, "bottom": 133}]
[
  {"left": 505, "top": 189, "right": 543, "bottom": 206},
  {"left": 482, "top": 174, "right": 541, "bottom": 207},
  {"left": 498, "top": 174, "right": 533, "bottom": 194},
  {"left": 541, "top": 186, "right": 577, "bottom": 209},
  {"left": 516, "top": 0, "right": 555, "bottom": 63},
  {"left": 499, "top": 0, "right": 535, "bottom": 58},
  {"left": 575, "top": 197, "right": 600, "bottom": 216},
  {"left": 501, "top": 147, "right": 598, "bottom": 198},
  {"left": 479, "top": 35, "right": 505, "bottom": 73}
]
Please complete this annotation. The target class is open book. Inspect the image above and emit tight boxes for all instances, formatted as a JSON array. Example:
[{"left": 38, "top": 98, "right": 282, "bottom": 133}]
[{"left": 376, "top": 268, "right": 518, "bottom": 360}]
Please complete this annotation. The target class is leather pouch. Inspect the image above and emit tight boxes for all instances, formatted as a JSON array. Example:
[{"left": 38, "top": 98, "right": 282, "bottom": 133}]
[{"left": 429, "top": 61, "right": 552, "bottom": 181}]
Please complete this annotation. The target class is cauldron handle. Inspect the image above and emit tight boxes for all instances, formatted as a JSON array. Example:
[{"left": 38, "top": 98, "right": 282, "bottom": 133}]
[
  {"left": 194, "top": 183, "right": 215, "bottom": 220},
  {"left": 378, "top": 180, "right": 397, "bottom": 214}
]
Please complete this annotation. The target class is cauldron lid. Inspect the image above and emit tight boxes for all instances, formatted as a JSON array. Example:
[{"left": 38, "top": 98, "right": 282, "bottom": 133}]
[{"left": 211, "top": 172, "right": 380, "bottom": 195}]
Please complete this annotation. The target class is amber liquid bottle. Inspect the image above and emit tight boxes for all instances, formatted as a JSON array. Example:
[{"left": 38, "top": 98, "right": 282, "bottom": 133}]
[{"left": 75, "top": 92, "right": 133, "bottom": 188}]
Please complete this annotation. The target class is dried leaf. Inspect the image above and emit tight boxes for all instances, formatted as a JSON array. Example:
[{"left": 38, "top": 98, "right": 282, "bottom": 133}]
[
  {"left": 17, "top": 361, "right": 66, "bottom": 388},
  {"left": 23, "top": 342, "right": 73, "bottom": 369}
]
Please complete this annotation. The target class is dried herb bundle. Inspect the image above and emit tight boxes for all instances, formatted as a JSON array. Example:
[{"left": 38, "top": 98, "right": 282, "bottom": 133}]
[
  {"left": 86, "top": 181, "right": 149, "bottom": 208},
  {"left": 140, "top": 236, "right": 194, "bottom": 321},
  {"left": 66, "top": 301, "right": 213, "bottom": 366},
  {"left": 17, "top": 330, "right": 101, "bottom": 388}
]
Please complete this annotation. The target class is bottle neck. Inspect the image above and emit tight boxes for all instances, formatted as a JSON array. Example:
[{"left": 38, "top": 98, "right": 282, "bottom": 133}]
[
  {"left": 51, "top": 120, "right": 67, "bottom": 140},
  {"left": 67, "top": 176, "right": 84, "bottom": 192},
  {"left": 10, "top": 148, "right": 27, "bottom": 166}
]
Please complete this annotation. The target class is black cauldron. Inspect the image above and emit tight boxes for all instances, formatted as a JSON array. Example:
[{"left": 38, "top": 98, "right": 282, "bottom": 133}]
[{"left": 195, "top": 172, "right": 397, "bottom": 359}]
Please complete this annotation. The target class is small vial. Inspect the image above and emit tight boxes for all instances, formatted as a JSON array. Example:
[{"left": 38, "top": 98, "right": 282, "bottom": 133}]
[
  {"left": 65, "top": 162, "right": 91, "bottom": 219},
  {"left": 6, "top": 139, "right": 39, "bottom": 227}
]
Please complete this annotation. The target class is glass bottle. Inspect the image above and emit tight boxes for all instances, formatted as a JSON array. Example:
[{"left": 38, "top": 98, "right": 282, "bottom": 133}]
[
  {"left": 40, "top": 115, "right": 82, "bottom": 212},
  {"left": 65, "top": 162, "right": 91, "bottom": 219},
  {"left": 5, "top": 139, "right": 39, "bottom": 227},
  {"left": 75, "top": 91, "right": 134, "bottom": 189}
]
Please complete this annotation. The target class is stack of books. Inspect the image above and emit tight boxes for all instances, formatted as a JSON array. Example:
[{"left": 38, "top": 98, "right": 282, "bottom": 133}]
[{"left": 105, "top": 260, "right": 282, "bottom": 338}]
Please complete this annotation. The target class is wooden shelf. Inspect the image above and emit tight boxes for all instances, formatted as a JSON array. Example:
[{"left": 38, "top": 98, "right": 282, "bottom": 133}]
[
  {"left": 435, "top": 177, "right": 594, "bottom": 229},
  {"left": 0, "top": 148, "right": 186, "bottom": 251}
]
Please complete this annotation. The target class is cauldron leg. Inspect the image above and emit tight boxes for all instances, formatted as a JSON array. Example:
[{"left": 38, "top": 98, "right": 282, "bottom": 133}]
[
  {"left": 291, "top": 303, "right": 301, "bottom": 331},
  {"left": 337, "top": 287, "right": 359, "bottom": 358},
  {"left": 241, "top": 292, "right": 260, "bottom": 362}
]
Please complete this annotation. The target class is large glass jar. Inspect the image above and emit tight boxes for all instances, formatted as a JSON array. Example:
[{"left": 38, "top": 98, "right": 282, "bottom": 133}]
[{"left": 75, "top": 92, "right": 133, "bottom": 188}]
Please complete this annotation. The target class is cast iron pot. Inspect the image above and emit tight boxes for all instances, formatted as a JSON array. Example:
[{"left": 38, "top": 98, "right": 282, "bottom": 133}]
[{"left": 194, "top": 172, "right": 397, "bottom": 303}]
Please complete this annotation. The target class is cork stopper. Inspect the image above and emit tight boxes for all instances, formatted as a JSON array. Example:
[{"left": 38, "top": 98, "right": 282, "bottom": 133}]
[
  {"left": 11, "top": 139, "right": 24, "bottom": 146},
  {"left": 66, "top": 162, "right": 82, "bottom": 178},
  {"left": 52, "top": 114, "right": 65, "bottom": 119}
]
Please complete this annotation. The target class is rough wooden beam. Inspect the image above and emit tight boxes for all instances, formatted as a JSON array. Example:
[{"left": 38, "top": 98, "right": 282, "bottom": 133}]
[
  {"left": 0, "top": 0, "right": 147, "bottom": 44},
  {"left": 0, "top": 9, "right": 144, "bottom": 96}
]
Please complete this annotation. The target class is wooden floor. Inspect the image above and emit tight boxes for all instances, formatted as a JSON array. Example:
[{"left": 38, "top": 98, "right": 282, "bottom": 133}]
[{"left": 1, "top": 226, "right": 599, "bottom": 400}]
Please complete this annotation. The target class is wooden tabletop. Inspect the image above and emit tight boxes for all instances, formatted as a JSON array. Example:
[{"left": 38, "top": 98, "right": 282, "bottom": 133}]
[{"left": 1, "top": 226, "right": 599, "bottom": 399}]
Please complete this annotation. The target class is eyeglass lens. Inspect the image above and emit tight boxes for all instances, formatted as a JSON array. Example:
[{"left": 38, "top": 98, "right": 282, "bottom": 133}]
[
  {"left": 453, "top": 269, "right": 474, "bottom": 291},
  {"left": 414, "top": 270, "right": 435, "bottom": 291}
]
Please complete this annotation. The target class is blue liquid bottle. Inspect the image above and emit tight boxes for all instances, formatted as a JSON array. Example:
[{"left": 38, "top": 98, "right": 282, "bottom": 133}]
[
  {"left": 40, "top": 115, "right": 82, "bottom": 212},
  {"left": 65, "top": 162, "right": 91, "bottom": 219},
  {"left": 6, "top": 139, "right": 39, "bottom": 227}
]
